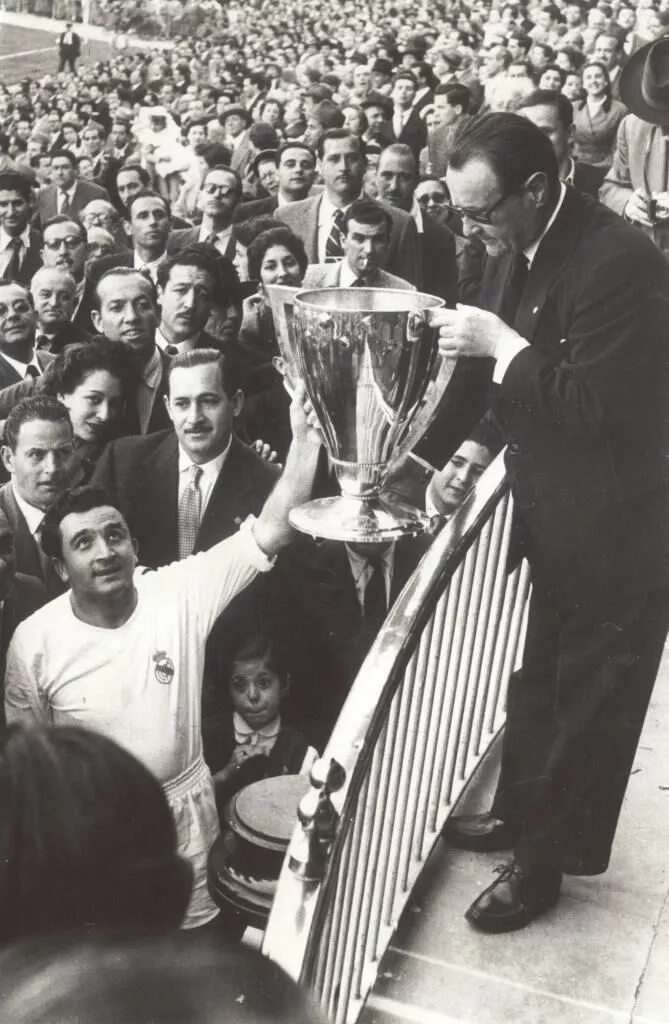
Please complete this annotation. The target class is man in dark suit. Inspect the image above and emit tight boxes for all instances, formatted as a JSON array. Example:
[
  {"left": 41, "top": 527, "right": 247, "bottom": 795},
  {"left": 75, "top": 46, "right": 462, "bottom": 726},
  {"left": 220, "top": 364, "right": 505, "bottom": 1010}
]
[
  {"left": 375, "top": 144, "right": 457, "bottom": 304},
  {"left": 0, "top": 281, "right": 54, "bottom": 390},
  {"left": 0, "top": 171, "right": 42, "bottom": 286},
  {"left": 435, "top": 113, "right": 669, "bottom": 933},
  {"left": 168, "top": 166, "right": 249, "bottom": 282},
  {"left": 234, "top": 142, "right": 317, "bottom": 223},
  {"left": 389, "top": 72, "right": 428, "bottom": 163},
  {"left": 0, "top": 506, "right": 47, "bottom": 708},
  {"left": 58, "top": 22, "right": 81, "bottom": 74},
  {"left": 0, "top": 395, "right": 75, "bottom": 594},
  {"left": 276, "top": 129, "right": 421, "bottom": 287},
  {"left": 91, "top": 347, "right": 279, "bottom": 569},
  {"left": 517, "top": 90, "right": 607, "bottom": 198},
  {"left": 36, "top": 149, "right": 110, "bottom": 229},
  {"left": 30, "top": 266, "right": 91, "bottom": 354}
]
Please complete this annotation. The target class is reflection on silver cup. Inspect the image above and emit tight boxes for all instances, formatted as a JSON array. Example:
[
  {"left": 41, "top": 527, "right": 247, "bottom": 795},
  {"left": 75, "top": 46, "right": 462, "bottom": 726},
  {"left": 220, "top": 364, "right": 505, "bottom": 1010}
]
[
  {"left": 288, "top": 287, "right": 455, "bottom": 542},
  {"left": 264, "top": 283, "right": 302, "bottom": 393}
]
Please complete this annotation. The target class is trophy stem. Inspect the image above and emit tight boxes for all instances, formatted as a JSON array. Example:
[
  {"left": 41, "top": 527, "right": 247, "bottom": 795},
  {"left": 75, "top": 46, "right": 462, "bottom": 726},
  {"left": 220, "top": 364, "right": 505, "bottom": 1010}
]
[{"left": 289, "top": 494, "right": 434, "bottom": 543}]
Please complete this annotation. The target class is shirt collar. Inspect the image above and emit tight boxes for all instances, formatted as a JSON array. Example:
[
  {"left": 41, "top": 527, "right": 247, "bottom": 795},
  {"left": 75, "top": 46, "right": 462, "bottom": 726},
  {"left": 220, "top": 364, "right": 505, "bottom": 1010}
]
[
  {"left": 562, "top": 158, "right": 575, "bottom": 186},
  {"left": 345, "top": 542, "right": 395, "bottom": 580},
  {"left": 233, "top": 710, "right": 281, "bottom": 745},
  {"left": 155, "top": 325, "right": 201, "bottom": 353},
  {"left": 133, "top": 251, "right": 166, "bottom": 275},
  {"left": 319, "top": 192, "right": 355, "bottom": 227},
  {"left": 11, "top": 484, "right": 45, "bottom": 536},
  {"left": 198, "top": 222, "right": 232, "bottom": 242},
  {"left": 523, "top": 182, "right": 566, "bottom": 269},
  {"left": 410, "top": 195, "right": 424, "bottom": 233},
  {"left": 1, "top": 347, "right": 40, "bottom": 378},
  {"left": 177, "top": 435, "right": 231, "bottom": 478},
  {"left": 0, "top": 225, "right": 31, "bottom": 251},
  {"left": 141, "top": 345, "right": 162, "bottom": 386}
]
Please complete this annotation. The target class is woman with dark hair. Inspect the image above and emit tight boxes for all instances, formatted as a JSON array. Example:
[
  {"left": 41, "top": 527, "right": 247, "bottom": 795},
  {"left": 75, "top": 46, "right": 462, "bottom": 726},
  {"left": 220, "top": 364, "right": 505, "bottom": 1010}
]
[
  {"left": 0, "top": 340, "right": 139, "bottom": 481},
  {"left": 572, "top": 61, "right": 626, "bottom": 168},
  {"left": 0, "top": 723, "right": 191, "bottom": 944}
]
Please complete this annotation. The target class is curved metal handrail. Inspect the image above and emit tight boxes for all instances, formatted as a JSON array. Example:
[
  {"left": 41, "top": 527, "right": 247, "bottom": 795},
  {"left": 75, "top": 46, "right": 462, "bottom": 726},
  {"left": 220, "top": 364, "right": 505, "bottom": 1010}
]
[{"left": 263, "top": 452, "right": 530, "bottom": 1022}]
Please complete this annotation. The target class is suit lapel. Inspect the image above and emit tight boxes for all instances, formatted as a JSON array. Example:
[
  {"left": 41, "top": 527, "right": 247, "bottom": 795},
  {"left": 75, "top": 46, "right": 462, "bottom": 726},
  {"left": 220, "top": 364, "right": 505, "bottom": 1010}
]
[
  {"left": 135, "top": 433, "right": 179, "bottom": 552},
  {"left": 195, "top": 438, "right": 276, "bottom": 550}
]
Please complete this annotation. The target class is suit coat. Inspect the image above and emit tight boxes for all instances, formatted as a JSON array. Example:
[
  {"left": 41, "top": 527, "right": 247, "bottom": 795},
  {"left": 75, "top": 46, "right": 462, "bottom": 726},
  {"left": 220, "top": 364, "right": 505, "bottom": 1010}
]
[
  {"left": 391, "top": 106, "right": 428, "bottom": 162},
  {"left": 275, "top": 195, "right": 422, "bottom": 288},
  {"left": 0, "top": 572, "right": 48, "bottom": 719},
  {"left": 599, "top": 114, "right": 669, "bottom": 256},
  {"left": 572, "top": 160, "right": 606, "bottom": 199},
  {"left": 233, "top": 195, "right": 278, "bottom": 223},
  {"left": 0, "top": 348, "right": 53, "bottom": 391},
  {"left": 420, "top": 213, "right": 457, "bottom": 305},
  {"left": 58, "top": 31, "right": 81, "bottom": 57},
  {"left": 471, "top": 186, "right": 669, "bottom": 606},
  {"left": 36, "top": 179, "right": 110, "bottom": 228},
  {"left": 3, "top": 228, "right": 43, "bottom": 286},
  {"left": 36, "top": 321, "right": 92, "bottom": 355},
  {"left": 90, "top": 431, "right": 279, "bottom": 569},
  {"left": 301, "top": 263, "right": 414, "bottom": 290},
  {"left": 0, "top": 484, "right": 64, "bottom": 595}
]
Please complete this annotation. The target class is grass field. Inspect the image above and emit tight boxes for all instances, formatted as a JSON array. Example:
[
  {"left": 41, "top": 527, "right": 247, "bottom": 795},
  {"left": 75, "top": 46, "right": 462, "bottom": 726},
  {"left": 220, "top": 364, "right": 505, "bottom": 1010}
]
[{"left": 0, "top": 21, "right": 112, "bottom": 83}]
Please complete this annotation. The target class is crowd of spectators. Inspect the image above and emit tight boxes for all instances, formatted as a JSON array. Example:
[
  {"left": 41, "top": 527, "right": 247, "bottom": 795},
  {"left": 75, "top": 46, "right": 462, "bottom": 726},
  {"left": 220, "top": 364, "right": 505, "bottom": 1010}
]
[{"left": 0, "top": 0, "right": 667, "bottom": 1012}]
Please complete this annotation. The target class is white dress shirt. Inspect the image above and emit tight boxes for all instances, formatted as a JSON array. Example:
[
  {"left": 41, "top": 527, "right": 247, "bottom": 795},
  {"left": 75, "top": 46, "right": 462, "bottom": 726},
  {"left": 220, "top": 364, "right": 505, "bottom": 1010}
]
[
  {"left": 133, "top": 250, "right": 166, "bottom": 284},
  {"left": 0, "top": 225, "right": 31, "bottom": 279},
  {"left": 177, "top": 438, "right": 230, "bottom": 524},
  {"left": 0, "top": 348, "right": 41, "bottom": 380},
  {"left": 197, "top": 224, "right": 248, "bottom": 281},
  {"left": 12, "top": 484, "right": 45, "bottom": 537},
  {"left": 155, "top": 326, "right": 200, "bottom": 356},
  {"left": 345, "top": 542, "right": 395, "bottom": 610},
  {"left": 410, "top": 196, "right": 424, "bottom": 234},
  {"left": 493, "top": 183, "right": 567, "bottom": 384}
]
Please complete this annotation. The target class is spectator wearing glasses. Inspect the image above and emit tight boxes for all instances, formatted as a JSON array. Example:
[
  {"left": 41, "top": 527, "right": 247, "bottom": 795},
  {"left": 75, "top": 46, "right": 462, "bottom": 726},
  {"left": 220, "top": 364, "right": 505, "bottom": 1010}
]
[
  {"left": 169, "top": 166, "right": 248, "bottom": 282},
  {"left": 40, "top": 216, "right": 87, "bottom": 320}
]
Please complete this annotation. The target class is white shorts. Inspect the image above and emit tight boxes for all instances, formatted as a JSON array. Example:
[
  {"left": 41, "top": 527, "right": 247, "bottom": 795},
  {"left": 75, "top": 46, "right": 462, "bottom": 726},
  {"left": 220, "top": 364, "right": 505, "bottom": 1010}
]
[{"left": 164, "top": 756, "right": 220, "bottom": 929}]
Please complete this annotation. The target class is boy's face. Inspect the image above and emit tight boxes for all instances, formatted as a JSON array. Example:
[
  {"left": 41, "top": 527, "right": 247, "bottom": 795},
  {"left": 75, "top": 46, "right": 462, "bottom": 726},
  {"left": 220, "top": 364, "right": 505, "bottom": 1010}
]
[{"left": 230, "top": 656, "right": 284, "bottom": 730}]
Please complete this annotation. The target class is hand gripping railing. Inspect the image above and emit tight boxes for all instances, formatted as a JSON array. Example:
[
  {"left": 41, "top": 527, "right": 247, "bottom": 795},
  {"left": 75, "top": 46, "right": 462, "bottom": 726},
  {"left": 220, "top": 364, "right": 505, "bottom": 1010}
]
[{"left": 262, "top": 452, "right": 531, "bottom": 1024}]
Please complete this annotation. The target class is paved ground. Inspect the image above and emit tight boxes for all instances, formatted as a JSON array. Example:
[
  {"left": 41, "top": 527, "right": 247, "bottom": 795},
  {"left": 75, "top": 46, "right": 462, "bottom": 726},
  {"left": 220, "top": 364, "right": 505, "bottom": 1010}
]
[
  {"left": 362, "top": 642, "right": 669, "bottom": 1024},
  {"left": 0, "top": 20, "right": 112, "bottom": 82}
]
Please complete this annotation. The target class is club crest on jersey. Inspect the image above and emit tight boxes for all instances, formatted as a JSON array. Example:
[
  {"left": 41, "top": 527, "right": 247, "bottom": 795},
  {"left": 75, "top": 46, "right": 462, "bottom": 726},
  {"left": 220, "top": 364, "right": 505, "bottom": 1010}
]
[{"left": 153, "top": 650, "right": 175, "bottom": 685}]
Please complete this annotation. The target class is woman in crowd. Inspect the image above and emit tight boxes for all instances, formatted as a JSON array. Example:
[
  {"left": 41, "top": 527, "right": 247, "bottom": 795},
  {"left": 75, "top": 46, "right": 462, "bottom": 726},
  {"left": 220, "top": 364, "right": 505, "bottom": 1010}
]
[
  {"left": 0, "top": 341, "right": 139, "bottom": 482},
  {"left": 240, "top": 225, "right": 308, "bottom": 361},
  {"left": 0, "top": 723, "right": 191, "bottom": 944},
  {"left": 572, "top": 61, "right": 626, "bottom": 169}
]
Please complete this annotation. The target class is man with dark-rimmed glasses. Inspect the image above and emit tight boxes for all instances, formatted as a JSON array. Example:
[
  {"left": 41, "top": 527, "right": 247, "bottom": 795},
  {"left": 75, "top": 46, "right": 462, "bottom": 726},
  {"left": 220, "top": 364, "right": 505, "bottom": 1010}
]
[{"left": 433, "top": 112, "right": 669, "bottom": 935}]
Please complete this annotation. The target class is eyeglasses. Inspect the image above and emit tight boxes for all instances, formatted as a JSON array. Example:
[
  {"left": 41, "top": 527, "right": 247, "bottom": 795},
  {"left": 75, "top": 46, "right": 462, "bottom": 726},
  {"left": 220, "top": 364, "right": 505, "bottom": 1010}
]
[
  {"left": 43, "top": 236, "right": 83, "bottom": 251},
  {"left": 445, "top": 180, "right": 527, "bottom": 225},
  {"left": 202, "top": 183, "right": 237, "bottom": 197}
]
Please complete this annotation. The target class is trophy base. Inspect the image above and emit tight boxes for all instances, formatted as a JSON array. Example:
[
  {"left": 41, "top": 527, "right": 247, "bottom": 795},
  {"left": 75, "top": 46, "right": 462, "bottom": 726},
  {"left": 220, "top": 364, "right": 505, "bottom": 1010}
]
[{"left": 289, "top": 494, "right": 433, "bottom": 543}]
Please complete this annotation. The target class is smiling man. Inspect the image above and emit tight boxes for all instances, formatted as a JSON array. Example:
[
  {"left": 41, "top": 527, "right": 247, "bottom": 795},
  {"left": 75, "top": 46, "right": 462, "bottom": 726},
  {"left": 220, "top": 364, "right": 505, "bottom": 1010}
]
[
  {"left": 0, "top": 281, "right": 53, "bottom": 387},
  {"left": 5, "top": 383, "right": 323, "bottom": 934}
]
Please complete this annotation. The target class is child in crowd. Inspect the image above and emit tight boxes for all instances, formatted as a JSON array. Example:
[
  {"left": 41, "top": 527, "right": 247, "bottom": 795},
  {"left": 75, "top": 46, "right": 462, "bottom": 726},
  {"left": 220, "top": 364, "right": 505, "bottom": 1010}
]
[{"left": 205, "top": 633, "right": 318, "bottom": 818}]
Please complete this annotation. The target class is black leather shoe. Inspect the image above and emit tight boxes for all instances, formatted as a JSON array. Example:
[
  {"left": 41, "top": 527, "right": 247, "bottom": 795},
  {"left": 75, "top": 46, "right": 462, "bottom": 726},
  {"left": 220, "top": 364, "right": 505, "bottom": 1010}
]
[
  {"left": 465, "top": 861, "right": 562, "bottom": 933},
  {"left": 442, "top": 812, "right": 519, "bottom": 852}
]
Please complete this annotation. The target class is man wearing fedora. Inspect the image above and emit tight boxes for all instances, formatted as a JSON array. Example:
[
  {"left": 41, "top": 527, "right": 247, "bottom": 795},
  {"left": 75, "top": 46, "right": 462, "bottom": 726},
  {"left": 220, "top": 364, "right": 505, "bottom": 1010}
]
[{"left": 600, "top": 37, "right": 669, "bottom": 256}]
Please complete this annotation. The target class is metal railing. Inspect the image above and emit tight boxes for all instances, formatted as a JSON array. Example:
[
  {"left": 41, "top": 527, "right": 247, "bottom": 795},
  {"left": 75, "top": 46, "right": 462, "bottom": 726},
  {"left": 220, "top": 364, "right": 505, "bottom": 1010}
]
[{"left": 263, "top": 452, "right": 531, "bottom": 1023}]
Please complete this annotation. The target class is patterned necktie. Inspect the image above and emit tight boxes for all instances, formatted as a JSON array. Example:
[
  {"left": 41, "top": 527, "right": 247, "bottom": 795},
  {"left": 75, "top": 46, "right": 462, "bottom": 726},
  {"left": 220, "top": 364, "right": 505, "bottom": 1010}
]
[
  {"left": 5, "top": 237, "right": 23, "bottom": 281},
  {"left": 59, "top": 191, "right": 72, "bottom": 216},
  {"left": 177, "top": 464, "right": 203, "bottom": 560},
  {"left": 325, "top": 208, "right": 345, "bottom": 262},
  {"left": 24, "top": 365, "right": 40, "bottom": 380},
  {"left": 363, "top": 554, "right": 387, "bottom": 635}
]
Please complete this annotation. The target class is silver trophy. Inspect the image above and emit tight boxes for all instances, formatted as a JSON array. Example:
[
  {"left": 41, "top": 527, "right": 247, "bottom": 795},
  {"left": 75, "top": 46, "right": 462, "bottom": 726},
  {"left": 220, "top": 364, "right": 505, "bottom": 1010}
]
[
  {"left": 283, "top": 287, "right": 455, "bottom": 543},
  {"left": 264, "top": 283, "right": 301, "bottom": 392}
]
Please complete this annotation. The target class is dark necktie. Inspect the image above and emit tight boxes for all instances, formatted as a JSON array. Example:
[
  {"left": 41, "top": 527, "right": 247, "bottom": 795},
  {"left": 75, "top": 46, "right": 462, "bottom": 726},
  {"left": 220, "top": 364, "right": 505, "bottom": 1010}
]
[
  {"left": 500, "top": 252, "right": 529, "bottom": 328},
  {"left": 351, "top": 277, "right": 368, "bottom": 287},
  {"left": 24, "top": 365, "right": 40, "bottom": 380},
  {"left": 363, "top": 555, "right": 387, "bottom": 635},
  {"left": 5, "top": 237, "right": 23, "bottom": 281},
  {"left": 325, "top": 208, "right": 345, "bottom": 262},
  {"left": 59, "top": 191, "right": 72, "bottom": 216},
  {"left": 165, "top": 345, "right": 179, "bottom": 357},
  {"left": 36, "top": 334, "right": 50, "bottom": 350}
]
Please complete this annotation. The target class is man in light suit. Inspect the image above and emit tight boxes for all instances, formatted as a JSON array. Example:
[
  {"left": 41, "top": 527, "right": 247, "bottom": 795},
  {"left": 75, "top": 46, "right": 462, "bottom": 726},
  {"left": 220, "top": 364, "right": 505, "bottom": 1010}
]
[
  {"left": 36, "top": 149, "right": 109, "bottom": 229},
  {"left": 0, "top": 395, "right": 74, "bottom": 594},
  {"left": 0, "top": 281, "right": 53, "bottom": 390},
  {"left": 435, "top": 113, "right": 669, "bottom": 933},
  {"left": 600, "top": 39, "right": 669, "bottom": 257},
  {"left": 302, "top": 199, "right": 414, "bottom": 290},
  {"left": 276, "top": 129, "right": 421, "bottom": 288}
]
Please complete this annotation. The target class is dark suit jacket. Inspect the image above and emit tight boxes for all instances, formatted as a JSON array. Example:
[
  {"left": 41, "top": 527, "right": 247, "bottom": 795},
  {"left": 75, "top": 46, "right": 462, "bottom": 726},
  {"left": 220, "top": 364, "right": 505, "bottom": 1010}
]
[
  {"left": 5, "top": 228, "right": 43, "bottom": 286},
  {"left": 0, "top": 348, "right": 53, "bottom": 391},
  {"left": 58, "top": 31, "right": 81, "bottom": 56},
  {"left": 0, "top": 572, "right": 48, "bottom": 718},
  {"left": 234, "top": 195, "right": 278, "bottom": 223},
  {"left": 275, "top": 195, "right": 422, "bottom": 288},
  {"left": 166, "top": 226, "right": 246, "bottom": 264},
  {"left": 0, "top": 484, "right": 64, "bottom": 595},
  {"left": 420, "top": 213, "right": 458, "bottom": 305},
  {"left": 469, "top": 186, "right": 669, "bottom": 605},
  {"left": 36, "top": 179, "right": 110, "bottom": 228},
  {"left": 392, "top": 106, "right": 428, "bottom": 162},
  {"left": 36, "top": 322, "right": 92, "bottom": 355},
  {"left": 572, "top": 161, "right": 606, "bottom": 199},
  {"left": 90, "top": 431, "right": 279, "bottom": 569}
]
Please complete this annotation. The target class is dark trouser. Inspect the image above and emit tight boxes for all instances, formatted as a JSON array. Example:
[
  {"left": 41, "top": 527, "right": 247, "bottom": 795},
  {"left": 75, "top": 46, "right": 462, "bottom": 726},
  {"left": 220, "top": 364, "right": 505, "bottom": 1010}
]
[
  {"left": 59, "top": 54, "right": 77, "bottom": 73},
  {"left": 491, "top": 584, "right": 669, "bottom": 875}
]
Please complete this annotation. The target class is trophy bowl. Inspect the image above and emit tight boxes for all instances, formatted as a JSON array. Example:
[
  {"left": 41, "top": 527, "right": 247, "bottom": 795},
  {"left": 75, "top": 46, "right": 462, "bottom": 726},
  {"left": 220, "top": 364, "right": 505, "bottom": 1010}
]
[
  {"left": 287, "top": 287, "right": 455, "bottom": 543},
  {"left": 264, "top": 283, "right": 302, "bottom": 392}
]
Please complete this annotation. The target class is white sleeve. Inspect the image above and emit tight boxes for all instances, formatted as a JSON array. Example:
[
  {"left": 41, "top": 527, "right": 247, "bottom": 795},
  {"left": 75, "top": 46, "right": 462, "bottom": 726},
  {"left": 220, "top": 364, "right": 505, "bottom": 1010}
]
[
  {"left": 4, "top": 628, "right": 51, "bottom": 726},
  {"left": 493, "top": 334, "right": 530, "bottom": 383},
  {"left": 150, "top": 518, "right": 275, "bottom": 638}
]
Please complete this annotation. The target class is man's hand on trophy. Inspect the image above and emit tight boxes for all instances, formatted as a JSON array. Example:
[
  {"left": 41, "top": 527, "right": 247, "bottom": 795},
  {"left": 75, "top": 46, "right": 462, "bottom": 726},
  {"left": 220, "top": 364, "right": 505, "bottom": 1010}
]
[
  {"left": 290, "top": 382, "right": 323, "bottom": 448},
  {"left": 434, "top": 305, "right": 522, "bottom": 359}
]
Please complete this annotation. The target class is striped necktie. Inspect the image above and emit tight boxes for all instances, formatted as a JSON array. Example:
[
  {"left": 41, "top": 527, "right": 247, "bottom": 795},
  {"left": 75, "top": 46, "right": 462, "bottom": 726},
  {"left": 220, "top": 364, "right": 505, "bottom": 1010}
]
[
  {"left": 5, "top": 237, "right": 23, "bottom": 281},
  {"left": 177, "top": 464, "right": 203, "bottom": 559},
  {"left": 325, "top": 208, "right": 345, "bottom": 262}
]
